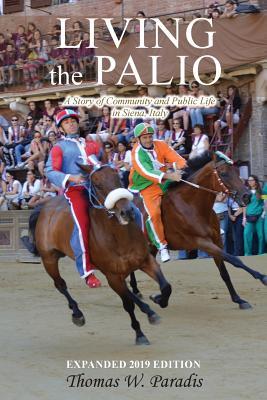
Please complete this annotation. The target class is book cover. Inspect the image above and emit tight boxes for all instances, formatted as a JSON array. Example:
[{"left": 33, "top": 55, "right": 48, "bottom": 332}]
[{"left": 0, "top": 1, "right": 266, "bottom": 400}]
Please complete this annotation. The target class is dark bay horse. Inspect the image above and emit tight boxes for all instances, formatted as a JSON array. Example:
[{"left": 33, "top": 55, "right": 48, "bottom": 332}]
[
  {"left": 27, "top": 164, "right": 172, "bottom": 345},
  {"left": 134, "top": 151, "right": 267, "bottom": 309}
]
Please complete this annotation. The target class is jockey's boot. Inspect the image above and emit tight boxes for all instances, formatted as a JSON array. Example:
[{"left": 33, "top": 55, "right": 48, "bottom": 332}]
[
  {"left": 85, "top": 273, "right": 102, "bottom": 288},
  {"left": 160, "top": 248, "right": 170, "bottom": 263}
]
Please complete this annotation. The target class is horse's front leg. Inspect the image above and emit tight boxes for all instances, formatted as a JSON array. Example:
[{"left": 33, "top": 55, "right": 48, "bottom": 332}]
[
  {"left": 106, "top": 273, "right": 150, "bottom": 345},
  {"left": 141, "top": 255, "right": 172, "bottom": 308}
]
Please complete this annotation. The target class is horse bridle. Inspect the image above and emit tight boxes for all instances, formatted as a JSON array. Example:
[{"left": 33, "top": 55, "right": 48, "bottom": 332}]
[
  {"left": 86, "top": 164, "right": 115, "bottom": 216},
  {"left": 180, "top": 159, "right": 238, "bottom": 200}
]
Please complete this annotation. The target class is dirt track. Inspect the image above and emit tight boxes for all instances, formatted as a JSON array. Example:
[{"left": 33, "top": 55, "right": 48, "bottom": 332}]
[{"left": 0, "top": 256, "right": 267, "bottom": 400}]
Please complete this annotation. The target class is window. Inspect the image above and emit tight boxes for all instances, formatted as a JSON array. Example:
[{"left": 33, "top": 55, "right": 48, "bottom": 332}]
[
  {"left": 31, "top": 0, "right": 52, "bottom": 8},
  {"left": 2, "top": 0, "right": 24, "bottom": 14}
]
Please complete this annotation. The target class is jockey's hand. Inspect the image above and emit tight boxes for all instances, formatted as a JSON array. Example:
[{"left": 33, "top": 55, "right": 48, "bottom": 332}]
[
  {"left": 164, "top": 170, "right": 182, "bottom": 182},
  {"left": 68, "top": 175, "right": 86, "bottom": 185}
]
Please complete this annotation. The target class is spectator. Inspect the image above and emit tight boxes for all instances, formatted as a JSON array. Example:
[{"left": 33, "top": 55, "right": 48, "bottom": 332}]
[
  {"left": 174, "top": 83, "right": 190, "bottom": 131},
  {"left": 27, "top": 101, "right": 43, "bottom": 123},
  {"left": 42, "top": 115, "right": 57, "bottom": 136},
  {"left": 100, "top": 141, "right": 115, "bottom": 166},
  {"left": 25, "top": 131, "right": 47, "bottom": 176},
  {"left": 26, "top": 22, "right": 37, "bottom": 44},
  {"left": 189, "top": 81, "right": 204, "bottom": 127},
  {"left": 153, "top": 120, "right": 171, "bottom": 143},
  {"left": 165, "top": 84, "right": 179, "bottom": 131},
  {"left": 169, "top": 118, "right": 187, "bottom": 155},
  {"left": 47, "top": 36, "right": 68, "bottom": 74},
  {"left": 78, "top": 32, "right": 95, "bottom": 73},
  {"left": 0, "top": 124, "right": 8, "bottom": 159},
  {"left": 0, "top": 33, "right": 7, "bottom": 84},
  {"left": 166, "top": 18, "right": 174, "bottom": 27},
  {"left": 15, "top": 44, "right": 30, "bottom": 70},
  {"left": 137, "top": 85, "right": 148, "bottom": 97},
  {"left": 189, "top": 124, "right": 209, "bottom": 158},
  {"left": 130, "top": 11, "right": 155, "bottom": 33},
  {"left": 3, "top": 116, "right": 25, "bottom": 168},
  {"left": 27, "top": 174, "right": 58, "bottom": 208},
  {"left": 214, "top": 85, "right": 241, "bottom": 142},
  {"left": 213, "top": 192, "right": 229, "bottom": 251},
  {"left": 96, "top": 106, "right": 112, "bottom": 134},
  {"left": 0, "top": 114, "right": 10, "bottom": 132},
  {"left": 262, "top": 182, "right": 267, "bottom": 251},
  {"left": 23, "top": 29, "right": 49, "bottom": 90},
  {"left": 34, "top": 117, "right": 45, "bottom": 135},
  {"left": 20, "top": 170, "right": 41, "bottom": 209},
  {"left": 211, "top": 8, "right": 222, "bottom": 19},
  {"left": 0, "top": 43, "right": 16, "bottom": 85},
  {"left": 113, "top": 141, "right": 132, "bottom": 188},
  {"left": 228, "top": 196, "right": 244, "bottom": 256},
  {"left": 43, "top": 100, "right": 59, "bottom": 121},
  {"left": 46, "top": 130, "right": 58, "bottom": 150},
  {"left": 221, "top": 0, "right": 238, "bottom": 18},
  {"left": 14, "top": 115, "right": 36, "bottom": 168},
  {"left": 9, "top": 24, "right": 27, "bottom": 49},
  {"left": 243, "top": 175, "right": 264, "bottom": 255},
  {"left": 0, "top": 171, "right": 22, "bottom": 210},
  {"left": 47, "top": 24, "right": 61, "bottom": 41}
]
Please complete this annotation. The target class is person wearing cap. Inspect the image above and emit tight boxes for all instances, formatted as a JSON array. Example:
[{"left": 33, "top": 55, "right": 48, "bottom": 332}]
[
  {"left": 45, "top": 109, "right": 102, "bottom": 288},
  {"left": 129, "top": 122, "right": 186, "bottom": 262}
]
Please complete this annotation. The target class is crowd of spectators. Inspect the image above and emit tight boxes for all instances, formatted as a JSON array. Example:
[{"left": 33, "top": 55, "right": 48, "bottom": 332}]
[
  {"left": 0, "top": 20, "right": 95, "bottom": 90},
  {"left": 0, "top": 80, "right": 243, "bottom": 208},
  {"left": 0, "top": 84, "right": 266, "bottom": 255},
  {"left": 0, "top": 2, "right": 261, "bottom": 92}
]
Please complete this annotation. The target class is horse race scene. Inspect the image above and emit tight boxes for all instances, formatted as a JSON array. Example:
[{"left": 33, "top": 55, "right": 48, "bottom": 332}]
[{"left": 0, "top": 1, "right": 266, "bottom": 399}]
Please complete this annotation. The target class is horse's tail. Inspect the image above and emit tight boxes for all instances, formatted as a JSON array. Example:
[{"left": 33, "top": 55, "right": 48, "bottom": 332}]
[{"left": 21, "top": 205, "right": 43, "bottom": 256}]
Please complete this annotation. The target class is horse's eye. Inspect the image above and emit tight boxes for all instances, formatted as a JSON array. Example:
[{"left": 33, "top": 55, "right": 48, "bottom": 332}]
[{"left": 220, "top": 172, "right": 228, "bottom": 178}]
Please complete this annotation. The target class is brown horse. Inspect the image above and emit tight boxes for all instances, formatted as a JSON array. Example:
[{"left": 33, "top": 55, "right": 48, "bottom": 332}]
[
  {"left": 133, "top": 151, "right": 267, "bottom": 309},
  {"left": 25, "top": 164, "right": 172, "bottom": 345}
]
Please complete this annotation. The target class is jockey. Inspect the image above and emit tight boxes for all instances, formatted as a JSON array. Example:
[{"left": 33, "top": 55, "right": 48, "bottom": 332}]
[
  {"left": 129, "top": 122, "right": 186, "bottom": 262},
  {"left": 46, "top": 109, "right": 102, "bottom": 288}
]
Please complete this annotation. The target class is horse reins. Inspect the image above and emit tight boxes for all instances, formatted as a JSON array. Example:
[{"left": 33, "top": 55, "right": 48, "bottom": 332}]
[{"left": 180, "top": 160, "right": 237, "bottom": 199}]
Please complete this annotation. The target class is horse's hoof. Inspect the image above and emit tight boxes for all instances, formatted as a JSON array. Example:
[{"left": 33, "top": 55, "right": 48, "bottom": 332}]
[
  {"left": 135, "top": 292, "right": 143, "bottom": 299},
  {"left": 148, "top": 312, "right": 161, "bottom": 325},
  {"left": 261, "top": 275, "right": 267, "bottom": 286},
  {"left": 72, "top": 315, "right": 86, "bottom": 326},
  {"left": 136, "top": 335, "right": 150, "bottom": 345},
  {"left": 239, "top": 302, "right": 252, "bottom": 310},
  {"left": 149, "top": 294, "right": 161, "bottom": 305}
]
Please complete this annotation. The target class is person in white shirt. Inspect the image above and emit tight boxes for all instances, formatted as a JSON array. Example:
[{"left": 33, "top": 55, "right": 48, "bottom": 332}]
[
  {"left": 0, "top": 171, "right": 22, "bottom": 210},
  {"left": 20, "top": 170, "right": 41, "bottom": 209},
  {"left": 189, "top": 124, "right": 209, "bottom": 159}
]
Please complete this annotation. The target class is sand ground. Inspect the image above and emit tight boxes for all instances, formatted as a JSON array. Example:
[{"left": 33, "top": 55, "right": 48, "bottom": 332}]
[{"left": 0, "top": 255, "right": 266, "bottom": 400}]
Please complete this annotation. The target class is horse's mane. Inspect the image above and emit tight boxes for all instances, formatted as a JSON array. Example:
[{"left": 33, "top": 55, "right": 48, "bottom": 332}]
[
  {"left": 184, "top": 151, "right": 213, "bottom": 179},
  {"left": 167, "top": 151, "right": 213, "bottom": 191}
]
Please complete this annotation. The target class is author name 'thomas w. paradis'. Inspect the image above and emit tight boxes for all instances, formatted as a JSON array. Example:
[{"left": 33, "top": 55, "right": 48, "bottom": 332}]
[{"left": 66, "top": 373, "right": 204, "bottom": 388}]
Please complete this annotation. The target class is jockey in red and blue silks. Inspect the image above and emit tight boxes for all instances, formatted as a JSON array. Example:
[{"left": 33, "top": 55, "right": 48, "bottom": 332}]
[{"left": 46, "top": 109, "right": 101, "bottom": 288}]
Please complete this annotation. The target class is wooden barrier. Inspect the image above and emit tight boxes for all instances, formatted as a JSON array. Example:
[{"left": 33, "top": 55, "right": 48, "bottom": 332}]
[{"left": 0, "top": 210, "right": 40, "bottom": 263}]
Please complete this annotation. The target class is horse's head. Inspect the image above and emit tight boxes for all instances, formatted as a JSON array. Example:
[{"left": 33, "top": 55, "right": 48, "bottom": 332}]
[
  {"left": 214, "top": 151, "right": 250, "bottom": 207},
  {"left": 79, "top": 162, "right": 135, "bottom": 225}
]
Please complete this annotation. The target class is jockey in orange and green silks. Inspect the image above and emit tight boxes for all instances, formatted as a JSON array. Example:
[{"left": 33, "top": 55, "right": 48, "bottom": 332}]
[{"left": 129, "top": 122, "right": 186, "bottom": 263}]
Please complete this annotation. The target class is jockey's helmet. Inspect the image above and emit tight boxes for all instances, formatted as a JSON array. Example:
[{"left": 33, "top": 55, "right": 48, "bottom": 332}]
[
  {"left": 134, "top": 122, "right": 154, "bottom": 138},
  {"left": 56, "top": 109, "right": 79, "bottom": 128}
]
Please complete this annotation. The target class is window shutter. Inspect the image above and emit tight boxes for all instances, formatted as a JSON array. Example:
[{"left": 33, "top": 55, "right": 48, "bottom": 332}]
[
  {"left": 3, "top": 0, "right": 24, "bottom": 14},
  {"left": 30, "top": 0, "right": 52, "bottom": 8}
]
